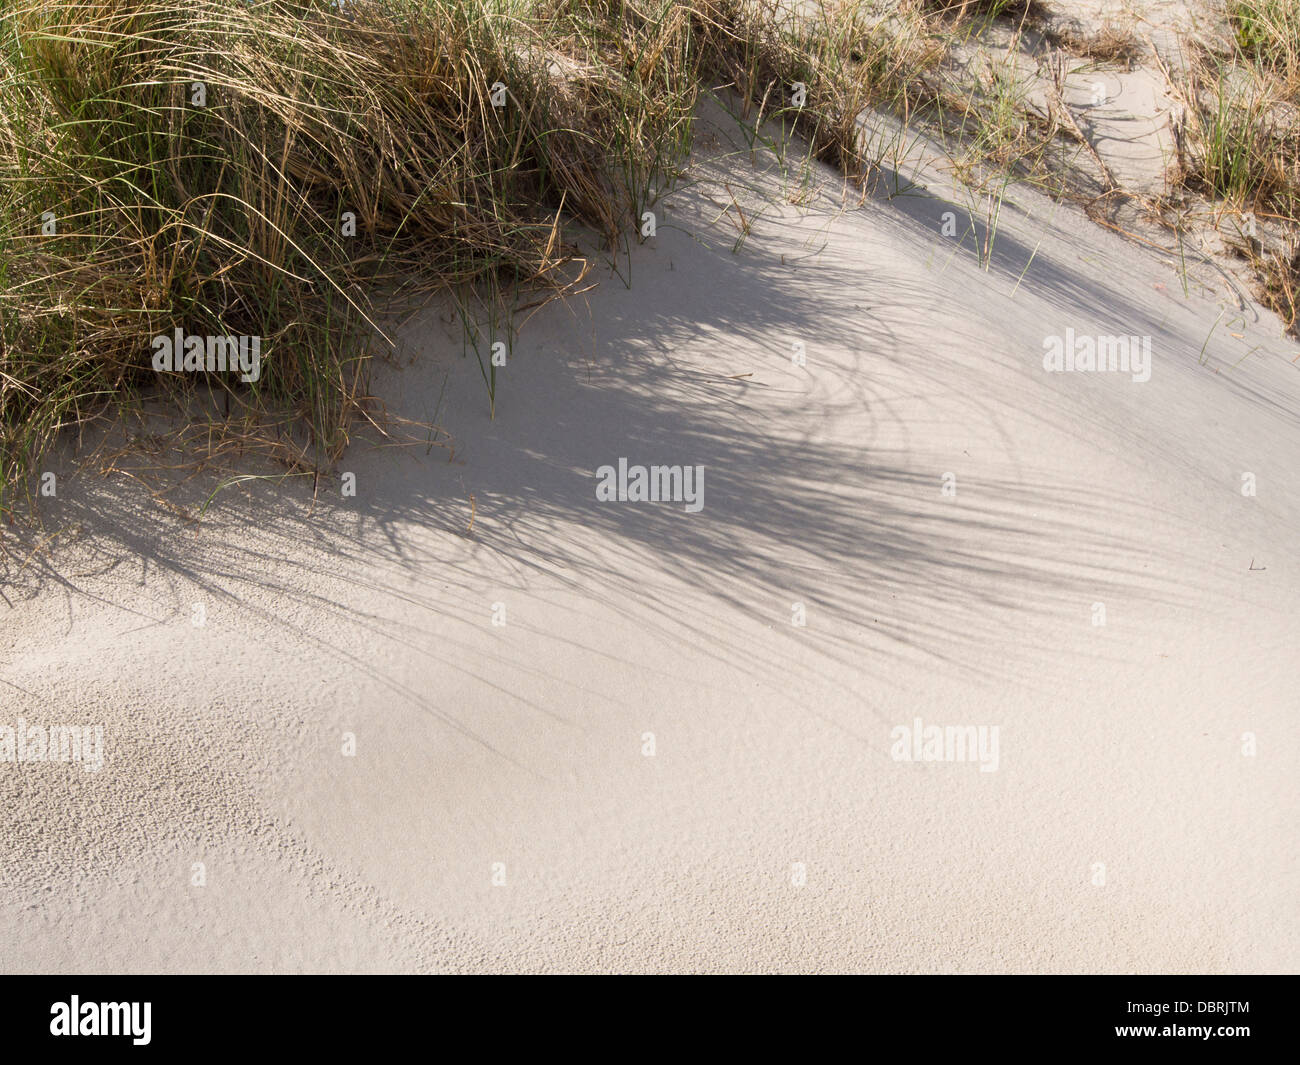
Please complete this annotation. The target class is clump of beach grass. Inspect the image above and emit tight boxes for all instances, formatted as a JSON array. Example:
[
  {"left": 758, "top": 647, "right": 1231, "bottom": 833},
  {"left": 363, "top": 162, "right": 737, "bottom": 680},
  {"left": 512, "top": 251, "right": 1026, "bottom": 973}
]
[
  {"left": 0, "top": 0, "right": 700, "bottom": 515},
  {"left": 1170, "top": 12, "right": 1300, "bottom": 334},
  {"left": 1231, "top": 0, "right": 1300, "bottom": 80},
  {"left": 3, "top": 0, "right": 1167, "bottom": 521},
  {"left": 1, "top": 0, "right": 970, "bottom": 520}
]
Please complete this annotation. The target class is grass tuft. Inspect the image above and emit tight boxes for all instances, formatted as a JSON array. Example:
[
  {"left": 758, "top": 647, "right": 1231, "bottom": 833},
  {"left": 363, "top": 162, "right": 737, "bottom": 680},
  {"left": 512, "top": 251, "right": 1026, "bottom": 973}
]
[{"left": 0, "top": 0, "right": 699, "bottom": 514}]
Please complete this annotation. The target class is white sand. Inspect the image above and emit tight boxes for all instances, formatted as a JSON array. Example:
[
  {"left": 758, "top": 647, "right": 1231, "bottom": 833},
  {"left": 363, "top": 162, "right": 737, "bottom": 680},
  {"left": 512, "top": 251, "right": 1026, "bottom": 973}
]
[{"left": 3, "top": 106, "right": 1297, "bottom": 973}]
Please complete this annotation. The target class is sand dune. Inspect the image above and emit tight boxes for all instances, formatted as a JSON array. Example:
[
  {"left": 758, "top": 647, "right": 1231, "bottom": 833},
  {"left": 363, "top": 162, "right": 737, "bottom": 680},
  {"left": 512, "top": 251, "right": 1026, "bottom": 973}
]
[{"left": 3, "top": 104, "right": 1297, "bottom": 973}]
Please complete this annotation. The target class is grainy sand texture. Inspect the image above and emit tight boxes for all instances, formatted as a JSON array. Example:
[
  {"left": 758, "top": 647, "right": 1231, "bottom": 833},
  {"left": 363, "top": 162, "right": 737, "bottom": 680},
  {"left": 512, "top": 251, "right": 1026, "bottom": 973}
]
[{"left": 3, "top": 92, "right": 1298, "bottom": 973}]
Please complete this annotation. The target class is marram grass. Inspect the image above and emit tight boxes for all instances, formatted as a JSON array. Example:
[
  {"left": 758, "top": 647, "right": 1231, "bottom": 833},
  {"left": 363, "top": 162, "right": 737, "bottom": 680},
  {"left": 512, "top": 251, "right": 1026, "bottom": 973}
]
[
  {"left": 0, "top": 0, "right": 706, "bottom": 512},
  {"left": 0, "top": 0, "right": 1039, "bottom": 517}
]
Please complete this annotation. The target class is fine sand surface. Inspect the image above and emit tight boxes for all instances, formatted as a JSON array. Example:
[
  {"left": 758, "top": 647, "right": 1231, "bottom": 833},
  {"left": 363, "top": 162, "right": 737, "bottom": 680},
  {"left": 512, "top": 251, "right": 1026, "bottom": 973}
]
[{"left": 3, "top": 104, "right": 1298, "bottom": 973}]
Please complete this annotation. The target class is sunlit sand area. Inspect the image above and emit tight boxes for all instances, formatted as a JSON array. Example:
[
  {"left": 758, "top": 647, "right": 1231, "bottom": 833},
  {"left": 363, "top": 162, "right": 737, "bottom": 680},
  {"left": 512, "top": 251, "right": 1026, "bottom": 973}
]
[{"left": 2, "top": 1, "right": 1297, "bottom": 974}]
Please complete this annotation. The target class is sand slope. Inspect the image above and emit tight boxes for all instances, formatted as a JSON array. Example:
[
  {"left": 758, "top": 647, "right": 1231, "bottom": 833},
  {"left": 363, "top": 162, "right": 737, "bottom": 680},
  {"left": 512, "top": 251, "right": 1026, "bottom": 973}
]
[{"left": 3, "top": 107, "right": 1297, "bottom": 973}]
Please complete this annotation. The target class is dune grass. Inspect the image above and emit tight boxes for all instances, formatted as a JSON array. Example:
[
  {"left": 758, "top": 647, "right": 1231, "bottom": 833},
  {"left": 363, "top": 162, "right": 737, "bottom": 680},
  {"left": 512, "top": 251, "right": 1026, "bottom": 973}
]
[
  {"left": 1178, "top": 4, "right": 1300, "bottom": 329},
  {"left": 1, "top": 0, "right": 954, "bottom": 517},
  {"left": 15, "top": 0, "right": 1294, "bottom": 522},
  {"left": 0, "top": 0, "right": 705, "bottom": 514},
  {"left": 1231, "top": 0, "right": 1300, "bottom": 78}
]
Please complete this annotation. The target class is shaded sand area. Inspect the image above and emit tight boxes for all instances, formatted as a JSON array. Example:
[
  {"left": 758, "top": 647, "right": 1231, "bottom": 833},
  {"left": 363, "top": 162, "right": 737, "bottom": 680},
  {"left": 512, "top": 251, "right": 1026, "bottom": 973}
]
[{"left": 3, "top": 104, "right": 1298, "bottom": 972}]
